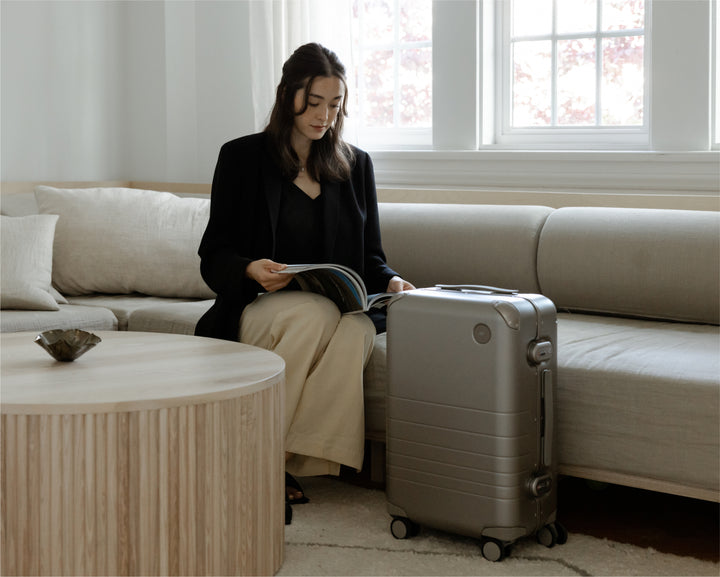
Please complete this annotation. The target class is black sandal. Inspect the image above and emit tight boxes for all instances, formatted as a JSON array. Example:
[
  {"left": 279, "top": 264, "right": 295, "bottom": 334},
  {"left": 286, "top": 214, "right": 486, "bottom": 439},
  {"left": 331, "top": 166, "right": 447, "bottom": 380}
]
[{"left": 285, "top": 472, "right": 310, "bottom": 504}]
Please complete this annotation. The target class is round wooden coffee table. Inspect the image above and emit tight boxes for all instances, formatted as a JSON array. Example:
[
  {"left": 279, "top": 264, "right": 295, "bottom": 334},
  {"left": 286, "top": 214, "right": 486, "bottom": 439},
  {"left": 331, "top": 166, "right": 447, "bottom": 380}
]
[{"left": 1, "top": 331, "right": 285, "bottom": 576}]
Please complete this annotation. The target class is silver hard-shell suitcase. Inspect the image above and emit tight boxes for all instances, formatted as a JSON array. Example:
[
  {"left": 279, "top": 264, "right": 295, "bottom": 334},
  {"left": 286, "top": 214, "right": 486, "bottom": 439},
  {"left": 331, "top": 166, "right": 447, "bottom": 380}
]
[{"left": 385, "top": 285, "right": 565, "bottom": 561}]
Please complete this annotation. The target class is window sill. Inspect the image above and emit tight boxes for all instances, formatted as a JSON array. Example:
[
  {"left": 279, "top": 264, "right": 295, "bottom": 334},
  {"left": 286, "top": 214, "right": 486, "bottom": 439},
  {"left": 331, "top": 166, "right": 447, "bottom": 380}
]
[{"left": 369, "top": 149, "right": 720, "bottom": 195}]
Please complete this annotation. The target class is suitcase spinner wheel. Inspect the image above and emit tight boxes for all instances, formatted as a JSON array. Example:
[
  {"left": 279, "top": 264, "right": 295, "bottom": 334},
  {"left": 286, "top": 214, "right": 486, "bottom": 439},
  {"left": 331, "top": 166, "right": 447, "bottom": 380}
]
[
  {"left": 390, "top": 516, "right": 420, "bottom": 539},
  {"left": 536, "top": 521, "right": 569, "bottom": 547},
  {"left": 480, "top": 538, "right": 508, "bottom": 562}
]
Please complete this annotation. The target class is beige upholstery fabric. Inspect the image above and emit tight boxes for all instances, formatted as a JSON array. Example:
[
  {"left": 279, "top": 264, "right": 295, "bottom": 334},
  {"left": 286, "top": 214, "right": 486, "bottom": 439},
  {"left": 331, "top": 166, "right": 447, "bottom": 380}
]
[
  {"left": 364, "top": 333, "right": 388, "bottom": 437},
  {"left": 378, "top": 203, "right": 552, "bottom": 292},
  {"left": 0, "top": 304, "right": 117, "bottom": 333},
  {"left": 556, "top": 313, "right": 720, "bottom": 493},
  {"left": 67, "top": 294, "right": 207, "bottom": 331},
  {"left": 127, "top": 300, "right": 214, "bottom": 335},
  {"left": 1, "top": 214, "right": 59, "bottom": 310},
  {"left": 35, "top": 186, "right": 214, "bottom": 298},
  {"left": 537, "top": 207, "right": 720, "bottom": 324},
  {"left": 0, "top": 192, "right": 39, "bottom": 216}
]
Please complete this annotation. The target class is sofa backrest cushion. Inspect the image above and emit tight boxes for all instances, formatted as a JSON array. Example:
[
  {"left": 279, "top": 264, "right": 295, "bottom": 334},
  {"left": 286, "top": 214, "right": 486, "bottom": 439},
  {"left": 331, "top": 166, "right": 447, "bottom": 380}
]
[
  {"left": 378, "top": 203, "right": 553, "bottom": 292},
  {"left": 35, "top": 186, "right": 214, "bottom": 299},
  {"left": 1, "top": 192, "right": 40, "bottom": 216},
  {"left": 1, "top": 214, "right": 60, "bottom": 310},
  {"left": 537, "top": 207, "right": 720, "bottom": 325}
]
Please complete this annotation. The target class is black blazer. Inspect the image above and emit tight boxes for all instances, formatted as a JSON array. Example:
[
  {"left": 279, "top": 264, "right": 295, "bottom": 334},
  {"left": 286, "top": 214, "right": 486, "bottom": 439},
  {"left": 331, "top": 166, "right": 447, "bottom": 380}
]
[{"left": 195, "top": 132, "right": 398, "bottom": 341}]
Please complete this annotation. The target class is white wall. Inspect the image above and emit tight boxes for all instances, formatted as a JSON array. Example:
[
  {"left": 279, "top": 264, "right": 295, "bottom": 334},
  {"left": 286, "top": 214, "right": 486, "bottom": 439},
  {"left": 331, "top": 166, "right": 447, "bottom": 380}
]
[{"left": 1, "top": 0, "right": 256, "bottom": 183}]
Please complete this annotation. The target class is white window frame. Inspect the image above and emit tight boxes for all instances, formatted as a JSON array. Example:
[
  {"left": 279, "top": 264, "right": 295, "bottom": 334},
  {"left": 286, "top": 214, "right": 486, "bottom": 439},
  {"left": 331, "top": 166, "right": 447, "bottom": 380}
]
[
  {"left": 368, "top": 0, "right": 718, "bottom": 196},
  {"left": 713, "top": 0, "right": 719, "bottom": 149},
  {"left": 496, "top": 0, "right": 650, "bottom": 150},
  {"left": 352, "top": 0, "right": 432, "bottom": 150}
]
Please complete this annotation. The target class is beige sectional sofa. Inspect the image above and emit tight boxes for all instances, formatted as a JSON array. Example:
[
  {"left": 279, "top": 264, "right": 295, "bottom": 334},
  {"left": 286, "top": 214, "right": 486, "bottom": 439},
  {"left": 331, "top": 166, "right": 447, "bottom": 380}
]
[{"left": 2, "top": 181, "right": 718, "bottom": 502}]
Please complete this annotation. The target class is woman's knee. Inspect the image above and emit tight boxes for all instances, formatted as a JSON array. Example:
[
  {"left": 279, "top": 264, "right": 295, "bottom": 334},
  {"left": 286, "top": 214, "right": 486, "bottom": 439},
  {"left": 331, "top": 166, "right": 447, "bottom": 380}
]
[
  {"left": 281, "top": 292, "right": 341, "bottom": 330},
  {"left": 242, "top": 291, "right": 341, "bottom": 344}
]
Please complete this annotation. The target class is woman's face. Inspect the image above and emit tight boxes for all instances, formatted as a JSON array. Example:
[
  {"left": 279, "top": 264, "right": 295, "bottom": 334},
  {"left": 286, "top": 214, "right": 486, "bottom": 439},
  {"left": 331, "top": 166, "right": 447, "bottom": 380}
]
[{"left": 292, "top": 75, "right": 344, "bottom": 146}]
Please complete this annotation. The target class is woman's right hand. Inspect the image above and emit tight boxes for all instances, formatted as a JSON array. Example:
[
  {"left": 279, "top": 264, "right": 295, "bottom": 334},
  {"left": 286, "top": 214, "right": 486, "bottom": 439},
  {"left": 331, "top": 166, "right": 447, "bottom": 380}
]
[{"left": 246, "top": 259, "right": 294, "bottom": 292}]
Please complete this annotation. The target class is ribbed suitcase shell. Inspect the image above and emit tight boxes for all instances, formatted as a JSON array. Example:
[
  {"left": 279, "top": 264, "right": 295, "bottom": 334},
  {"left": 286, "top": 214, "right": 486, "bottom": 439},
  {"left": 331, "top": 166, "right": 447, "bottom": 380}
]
[{"left": 386, "top": 286, "right": 558, "bottom": 553}]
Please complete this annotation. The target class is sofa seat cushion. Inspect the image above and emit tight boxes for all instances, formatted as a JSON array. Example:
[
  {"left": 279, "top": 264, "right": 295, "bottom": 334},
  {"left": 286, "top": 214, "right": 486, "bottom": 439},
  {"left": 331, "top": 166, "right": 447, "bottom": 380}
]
[
  {"left": 363, "top": 332, "right": 388, "bottom": 439},
  {"left": 556, "top": 313, "right": 720, "bottom": 494},
  {"left": 0, "top": 304, "right": 117, "bottom": 333},
  {"left": 127, "top": 300, "right": 215, "bottom": 335},
  {"left": 66, "top": 294, "right": 209, "bottom": 331}
]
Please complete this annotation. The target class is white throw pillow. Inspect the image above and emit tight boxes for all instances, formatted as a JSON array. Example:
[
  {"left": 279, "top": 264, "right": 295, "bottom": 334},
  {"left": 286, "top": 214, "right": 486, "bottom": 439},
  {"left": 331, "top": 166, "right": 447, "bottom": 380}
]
[
  {"left": 1, "top": 214, "right": 60, "bottom": 310},
  {"left": 35, "top": 186, "right": 214, "bottom": 299}
]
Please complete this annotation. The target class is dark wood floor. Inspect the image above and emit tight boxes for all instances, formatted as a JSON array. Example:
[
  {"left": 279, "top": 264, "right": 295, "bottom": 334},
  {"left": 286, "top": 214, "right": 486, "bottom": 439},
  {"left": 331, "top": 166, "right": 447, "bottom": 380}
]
[{"left": 557, "top": 476, "right": 719, "bottom": 563}]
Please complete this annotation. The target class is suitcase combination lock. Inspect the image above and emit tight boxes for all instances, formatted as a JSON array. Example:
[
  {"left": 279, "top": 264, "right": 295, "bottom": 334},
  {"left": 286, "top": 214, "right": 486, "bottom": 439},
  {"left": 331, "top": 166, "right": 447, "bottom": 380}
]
[
  {"left": 527, "top": 339, "right": 553, "bottom": 364},
  {"left": 528, "top": 473, "right": 553, "bottom": 497}
]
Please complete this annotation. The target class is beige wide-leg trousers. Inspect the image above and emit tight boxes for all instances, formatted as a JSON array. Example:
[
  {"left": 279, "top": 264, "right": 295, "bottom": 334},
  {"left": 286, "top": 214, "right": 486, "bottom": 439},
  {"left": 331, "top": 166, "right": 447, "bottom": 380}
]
[{"left": 239, "top": 291, "right": 376, "bottom": 477}]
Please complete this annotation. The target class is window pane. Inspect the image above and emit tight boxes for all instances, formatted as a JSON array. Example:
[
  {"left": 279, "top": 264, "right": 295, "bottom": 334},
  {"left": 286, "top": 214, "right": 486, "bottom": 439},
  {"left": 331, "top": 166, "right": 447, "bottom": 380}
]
[
  {"left": 557, "top": 0, "right": 596, "bottom": 35},
  {"left": 602, "top": 0, "right": 645, "bottom": 31},
  {"left": 352, "top": 0, "right": 432, "bottom": 139},
  {"left": 601, "top": 35, "right": 644, "bottom": 125},
  {"left": 400, "top": 47, "right": 432, "bottom": 127},
  {"left": 512, "top": 40, "right": 552, "bottom": 126},
  {"left": 558, "top": 38, "right": 596, "bottom": 125},
  {"left": 360, "top": 0, "right": 394, "bottom": 44},
  {"left": 362, "top": 49, "right": 394, "bottom": 127},
  {"left": 400, "top": 0, "right": 431, "bottom": 42},
  {"left": 512, "top": 0, "right": 552, "bottom": 37}
]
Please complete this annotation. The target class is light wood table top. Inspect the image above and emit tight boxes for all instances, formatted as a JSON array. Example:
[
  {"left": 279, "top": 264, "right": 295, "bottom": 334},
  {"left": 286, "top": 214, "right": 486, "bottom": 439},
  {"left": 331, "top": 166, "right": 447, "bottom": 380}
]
[{"left": 1, "top": 330, "right": 285, "bottom": 413}]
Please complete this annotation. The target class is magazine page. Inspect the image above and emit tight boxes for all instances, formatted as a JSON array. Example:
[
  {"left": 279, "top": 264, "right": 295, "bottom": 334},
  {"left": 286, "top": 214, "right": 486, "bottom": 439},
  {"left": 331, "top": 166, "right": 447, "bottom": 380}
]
[
  {"left": 276, "top": 264, "right": 368, "bottom": 313},
  {"left": 366, "top": 292, "right": 406, "bottom": 310}
]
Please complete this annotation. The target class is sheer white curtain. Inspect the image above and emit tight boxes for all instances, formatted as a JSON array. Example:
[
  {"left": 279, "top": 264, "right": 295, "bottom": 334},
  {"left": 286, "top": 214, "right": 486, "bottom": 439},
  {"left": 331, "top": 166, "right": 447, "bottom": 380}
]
[{"left": 248, "top": 0, "right": 356, "bottom": 141}]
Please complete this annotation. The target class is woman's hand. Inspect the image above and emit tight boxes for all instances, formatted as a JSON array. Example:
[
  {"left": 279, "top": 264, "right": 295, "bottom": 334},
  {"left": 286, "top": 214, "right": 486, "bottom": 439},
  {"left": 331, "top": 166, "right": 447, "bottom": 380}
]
[
  {"left": 386, "top": 276, "right": 415, "bottom": 293},
  {"left": 246, "top": 259, "right": 294, "bottom": 292}
]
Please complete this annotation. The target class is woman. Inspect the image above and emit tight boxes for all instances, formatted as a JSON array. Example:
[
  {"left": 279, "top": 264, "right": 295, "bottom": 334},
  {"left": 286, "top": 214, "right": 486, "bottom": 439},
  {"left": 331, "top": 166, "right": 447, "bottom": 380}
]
[{"left": 195, "top": 43, "right": 414, "bottom": 516}]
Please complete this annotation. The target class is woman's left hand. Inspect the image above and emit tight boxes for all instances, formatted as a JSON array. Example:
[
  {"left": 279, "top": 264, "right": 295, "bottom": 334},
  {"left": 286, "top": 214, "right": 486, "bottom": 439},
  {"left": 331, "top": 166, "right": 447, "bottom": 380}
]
[{"left": 387, "top": 276, "right": 415, "bottom": 293}]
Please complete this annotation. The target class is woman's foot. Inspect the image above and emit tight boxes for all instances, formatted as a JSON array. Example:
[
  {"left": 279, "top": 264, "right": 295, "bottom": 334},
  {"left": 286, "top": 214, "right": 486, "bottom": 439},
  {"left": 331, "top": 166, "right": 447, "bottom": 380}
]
[{"left": 286, "top": 472, "right": 310, "bottom": 504}]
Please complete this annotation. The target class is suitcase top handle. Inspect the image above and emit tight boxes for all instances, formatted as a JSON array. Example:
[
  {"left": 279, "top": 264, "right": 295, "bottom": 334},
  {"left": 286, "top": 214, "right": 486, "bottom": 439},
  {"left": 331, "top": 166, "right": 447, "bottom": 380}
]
[{"left": 435, "top": 284, "right": 519, "bottom": 295}]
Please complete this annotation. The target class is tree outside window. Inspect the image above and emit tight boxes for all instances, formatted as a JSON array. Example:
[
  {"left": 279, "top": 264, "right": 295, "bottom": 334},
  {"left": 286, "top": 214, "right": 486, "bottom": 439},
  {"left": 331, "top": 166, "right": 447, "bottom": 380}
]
[
  {"left": 509, "top": 0, "right": 646, "bottom": 128},
  {"left": 351, "top": 0, "right": 432, "bottom": 134}
]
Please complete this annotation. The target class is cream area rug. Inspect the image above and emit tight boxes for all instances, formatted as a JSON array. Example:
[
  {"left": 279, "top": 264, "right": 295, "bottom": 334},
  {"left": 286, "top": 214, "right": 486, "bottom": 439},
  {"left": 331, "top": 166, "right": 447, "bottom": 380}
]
[{"left": 278, "top": 476, "right": 718, "bottom": 576}]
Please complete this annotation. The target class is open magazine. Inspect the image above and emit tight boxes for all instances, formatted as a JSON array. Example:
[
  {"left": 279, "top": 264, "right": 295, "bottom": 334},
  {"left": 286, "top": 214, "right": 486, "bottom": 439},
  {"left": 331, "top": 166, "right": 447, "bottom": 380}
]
[{"left": 275, "top": 264, "right": 402, "bottom": 314}]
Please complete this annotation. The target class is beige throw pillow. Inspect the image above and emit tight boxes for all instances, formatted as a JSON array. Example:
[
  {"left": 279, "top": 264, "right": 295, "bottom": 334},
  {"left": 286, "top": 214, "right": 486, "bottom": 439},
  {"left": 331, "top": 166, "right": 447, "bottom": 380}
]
[
  {"left": 35, "top": 186, "right": 214, "bottom": 299},
  {"left": 1, "top": 214, "right": 60, "bottom": 310}
]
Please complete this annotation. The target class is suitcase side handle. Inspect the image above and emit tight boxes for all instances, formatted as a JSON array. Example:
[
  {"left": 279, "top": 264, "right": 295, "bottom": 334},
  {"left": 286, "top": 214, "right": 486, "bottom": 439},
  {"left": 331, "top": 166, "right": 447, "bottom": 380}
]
[{"left": 435, "top": 284, "right": 519, "bottom": 295}]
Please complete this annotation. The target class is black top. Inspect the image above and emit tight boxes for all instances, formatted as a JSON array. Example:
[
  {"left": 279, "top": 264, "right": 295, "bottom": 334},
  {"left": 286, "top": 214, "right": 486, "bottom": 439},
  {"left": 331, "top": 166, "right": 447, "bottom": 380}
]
[
  {"left": 194, "top": 132, "right": 399, "bottom": 341},
  {"left": 275, "top": 181, "right": 324, "bottom": 264}
]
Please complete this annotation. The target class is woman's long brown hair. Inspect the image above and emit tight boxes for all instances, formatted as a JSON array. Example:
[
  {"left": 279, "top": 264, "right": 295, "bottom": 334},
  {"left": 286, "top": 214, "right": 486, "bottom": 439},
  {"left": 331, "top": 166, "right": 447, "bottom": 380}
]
[{"left": 265, "top": 43, "right": 355, "bottom": 182}]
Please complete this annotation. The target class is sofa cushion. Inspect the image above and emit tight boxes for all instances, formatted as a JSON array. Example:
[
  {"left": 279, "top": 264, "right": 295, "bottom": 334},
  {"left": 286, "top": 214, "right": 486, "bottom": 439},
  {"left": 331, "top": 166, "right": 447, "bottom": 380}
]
[
  {"left": 1, "top": 214, "right": 60, "bottom": 310},
  {"left": 378, "top": 203, "right": 552, "bottom": 292},
  {"left": 0, "top": 192, "right": 39, "bottom": 216},
  {"left": 364, "top": 332, "right": 388, "bottom": 439},
  {"left": 537, "top": 207, "right": 720, "bottom": 324},
  {"left": 34, "top": 186, "right": 214, "bottom": 299},
  {"left": 0, "top": 304, "right": 118, "bottom": 333},
  {"left": 66, "top": 294, "right": 209, "bottom": 331},
  {"left": 555, "top": 313, "right": 720, "bottom": 494},
  {"left": 127, "top": 300, "right": 215, "bottom": 335}
]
